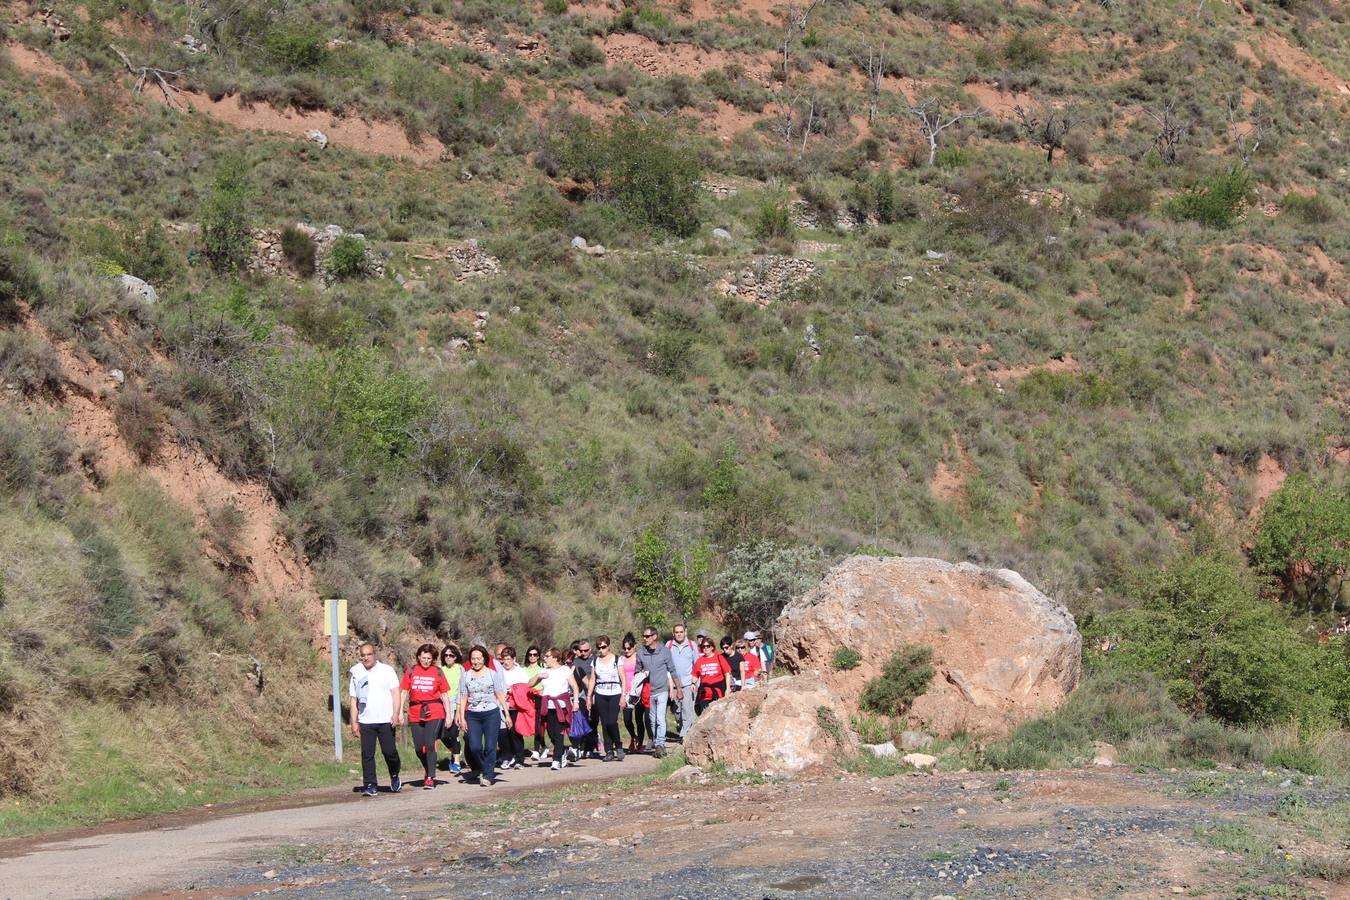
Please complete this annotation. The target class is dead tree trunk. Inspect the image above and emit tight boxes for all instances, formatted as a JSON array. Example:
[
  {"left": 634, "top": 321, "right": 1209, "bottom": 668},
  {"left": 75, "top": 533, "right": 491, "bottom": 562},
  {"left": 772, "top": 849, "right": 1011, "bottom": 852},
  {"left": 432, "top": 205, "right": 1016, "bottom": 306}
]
[{"left": 906, "top": 98, "right": 985, "bottom": 166}]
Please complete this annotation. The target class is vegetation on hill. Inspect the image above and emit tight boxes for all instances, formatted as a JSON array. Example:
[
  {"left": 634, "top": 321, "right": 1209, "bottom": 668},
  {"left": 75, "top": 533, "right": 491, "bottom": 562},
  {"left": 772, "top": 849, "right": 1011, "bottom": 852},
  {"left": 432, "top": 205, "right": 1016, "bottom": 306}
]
[{"left": 0, "top": 0, "right": 1346, "bottom": 821}]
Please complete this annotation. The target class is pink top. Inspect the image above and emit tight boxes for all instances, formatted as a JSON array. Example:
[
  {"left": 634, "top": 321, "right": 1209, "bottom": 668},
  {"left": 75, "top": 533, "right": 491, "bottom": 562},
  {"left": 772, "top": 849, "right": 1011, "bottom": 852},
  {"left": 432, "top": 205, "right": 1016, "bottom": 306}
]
[{"left": 621, "top": 655, "right": 637, "bottom": 689}]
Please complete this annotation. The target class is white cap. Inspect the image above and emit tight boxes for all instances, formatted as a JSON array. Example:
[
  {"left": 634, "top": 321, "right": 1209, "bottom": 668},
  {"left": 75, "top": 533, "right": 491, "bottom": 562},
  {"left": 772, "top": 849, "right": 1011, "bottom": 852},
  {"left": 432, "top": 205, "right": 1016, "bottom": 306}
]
[{"left": 743, "top": 631, "right": 758, "bottom": 640}]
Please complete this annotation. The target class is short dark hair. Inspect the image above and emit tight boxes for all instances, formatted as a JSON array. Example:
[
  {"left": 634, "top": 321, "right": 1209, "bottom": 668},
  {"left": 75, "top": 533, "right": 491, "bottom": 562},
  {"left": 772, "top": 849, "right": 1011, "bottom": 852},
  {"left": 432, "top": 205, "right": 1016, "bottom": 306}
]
[
  {"left": 501, "top": 645, "right": 516, "bottom": 659},
  {"left": 441, "top": 644, "right": 461, "bottom": 664},
  {"left": 416, "top": 643, "right": 437, "bottom": 660}
]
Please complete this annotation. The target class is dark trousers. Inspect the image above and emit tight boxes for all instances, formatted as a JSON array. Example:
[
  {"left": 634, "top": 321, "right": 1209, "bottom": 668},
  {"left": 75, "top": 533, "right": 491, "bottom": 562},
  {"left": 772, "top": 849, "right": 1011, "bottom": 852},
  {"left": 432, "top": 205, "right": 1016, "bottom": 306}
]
[
  {"left": 577, "top": 696, "right": 597, "bottom": 753},
  {"left": 624, "top": 700, "right": 648, "bottom": 745},
  {"left": 464, "top": 708, "right": 500, "bottom": 781},
  {"left": 534, "top": 694, "right": 547, "bottom": 749},
  {"left": 410, "top": 719, "right": 441, "bottom": 778},
  {"left": 499, "top": 709, "right": 525, "bottom": 765},
  {"left": 545, "top": 708, "right": 568, "bottom": 762},
  {"left": 359, "top": 722, "right": 400, "bottom": 787},
  {"left": 695, "top": 683, "right": 726, "bottom": 716},
  {"left": 440, "top": 720, "right": 460, "bottom": 763},
  {"left": 594, "top": 693, "right": 621, "bottom": 752}
]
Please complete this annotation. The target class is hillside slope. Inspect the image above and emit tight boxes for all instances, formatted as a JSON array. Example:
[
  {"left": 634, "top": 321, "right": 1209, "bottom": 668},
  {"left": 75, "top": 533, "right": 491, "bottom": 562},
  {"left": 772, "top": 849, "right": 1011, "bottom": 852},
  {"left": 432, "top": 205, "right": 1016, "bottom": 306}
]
[{"left": 0, "top": 0, "right": 1347, "bottom": 817}]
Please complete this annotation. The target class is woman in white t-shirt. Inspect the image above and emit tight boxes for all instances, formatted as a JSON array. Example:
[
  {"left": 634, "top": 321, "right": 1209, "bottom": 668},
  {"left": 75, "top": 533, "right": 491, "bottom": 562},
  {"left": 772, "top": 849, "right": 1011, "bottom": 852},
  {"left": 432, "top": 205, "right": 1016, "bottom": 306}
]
[
  {"left": 497, "top": 647, "right": 531, "bottom": 770},
  {"left": 528, "top": 648, "right": 580, "bottom": 771},
  {"left": 588, "top": 635, "right": 626, "bottom": 762}
]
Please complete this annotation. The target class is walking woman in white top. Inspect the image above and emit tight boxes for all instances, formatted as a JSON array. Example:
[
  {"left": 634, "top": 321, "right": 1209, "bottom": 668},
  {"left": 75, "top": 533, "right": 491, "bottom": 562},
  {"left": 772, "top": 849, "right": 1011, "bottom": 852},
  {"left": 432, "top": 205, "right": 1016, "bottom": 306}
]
[
  {"left": 589, "top": 635, "right": 627, "bottom": 762},
  {"left": 528, "top": 648, "right": 581, "bottom": 770}
]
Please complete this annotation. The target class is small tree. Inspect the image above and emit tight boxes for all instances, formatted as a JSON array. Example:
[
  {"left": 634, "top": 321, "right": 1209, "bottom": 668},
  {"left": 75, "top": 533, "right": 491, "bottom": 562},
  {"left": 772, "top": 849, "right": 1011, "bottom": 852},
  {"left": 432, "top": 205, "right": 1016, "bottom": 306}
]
[
  {"left": 1015, "top": 104, "right": 1076, "bottom": 166},
  {"left": 905, "top": 98, "right": 985, "bottom": 167},
  {"left": 1251, "top": 474, "right": 1350, "bottom": 613},
  {"left": 200, "top": 155, "right": 252, "bottom": 272},
  {"left": 712, "top": 541, "right": 822, "bottom": 633},
  {"left": 1144, "top": 101, "right": 1191, "bottom": 166}
]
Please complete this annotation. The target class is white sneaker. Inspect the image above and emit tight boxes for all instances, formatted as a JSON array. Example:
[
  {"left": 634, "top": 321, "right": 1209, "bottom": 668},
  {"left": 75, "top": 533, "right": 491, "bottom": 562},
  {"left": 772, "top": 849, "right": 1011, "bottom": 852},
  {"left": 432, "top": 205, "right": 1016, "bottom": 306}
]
[
  {"left": 550, "top": 761, "right": 561, "bottom": 771},
  {"left": 560, "top": 755, "right": 569, "bottom": 769},
  {"left": 530, "top": 750, "right": 541, "bottom": 762}
]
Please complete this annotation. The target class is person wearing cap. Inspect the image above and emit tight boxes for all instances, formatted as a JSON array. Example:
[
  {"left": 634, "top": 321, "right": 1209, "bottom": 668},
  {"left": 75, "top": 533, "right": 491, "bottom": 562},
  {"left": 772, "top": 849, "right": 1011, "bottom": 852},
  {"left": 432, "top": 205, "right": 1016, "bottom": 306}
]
[{"left": 745, "top": 630, "right": 774, "bottom": 677}]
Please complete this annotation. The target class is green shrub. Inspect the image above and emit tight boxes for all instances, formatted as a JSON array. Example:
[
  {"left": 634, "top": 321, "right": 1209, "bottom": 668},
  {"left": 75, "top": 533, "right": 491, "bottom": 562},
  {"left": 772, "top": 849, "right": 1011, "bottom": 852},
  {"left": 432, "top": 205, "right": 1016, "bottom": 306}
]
[
  {"left": 934, "top": 145, "right": 970, "bottom": 169},
  {"left": 1095, "top": 172, "right": 1153, "bottom": 221},
  {"left": 0, "top": 330, "right": 64, "bottom": 397},
  {"left": 1265, "top": 745, "right": 1326, "bottom": 775},
  {"left": 816, "top": 705, "right": 843, "bottom": 741},
  {"left": 265, "top": 27, "right": 327, "bottom": 72},
  {"left": 1002, "top": 32, "right": 1050, "bottom": 68},
  {"left": 325, "top": 235, "right": 368, "bottom": 280},
  {"left": 1166, "top": 166, "right": 1254, "bottom": 228},
  {"left": 1250, "top": 474, "right": 1350, "bottom": 613},
  {"left": 752, "top": 195, "right": 794, "bottom": 240},
  {"left": 567, "top": 40, "right": 605, "bottom": 68},
  {"left": 544, "top": 0, "right": 568, "bottom": 12},
  {"left": 859, "top": 646, "right": 934, "bottom": 717},
  {"left": 1280, "top": 192, "right": 1335, "bottom": 224},
  {"left": 280, "top": 226, "right": 317, "bottom": 277},
  {"left": 0, "top": 246, "right": 42, "bottom": 322},
  {"left": 632, "top": 525, "right": 710, "bottom": 625},
  {"left": 113, "top": 386, "right": 163, "bottom": 463},
  {"left": 712, "top": 541, "right": 822, "bottom": 632},
  {"left": 1085, "top": 547, "right": 1339, "bottom": 727},
  {"left": 832, "top": 646, "right": 862, "bottom": 670},
  {"left": 199, "top": 156, "right": 252, "bottom": 272},
  {"left": 648, "top": 327, "right": 695, "bottom": 378}
]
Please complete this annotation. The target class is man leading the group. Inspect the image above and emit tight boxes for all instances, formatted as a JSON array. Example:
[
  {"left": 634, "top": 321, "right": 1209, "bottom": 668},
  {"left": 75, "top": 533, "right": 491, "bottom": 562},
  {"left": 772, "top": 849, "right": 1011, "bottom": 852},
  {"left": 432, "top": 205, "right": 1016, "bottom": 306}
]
[
  {"left": 666, "top": 624, "right": 697, "bottom": 740},
  {"left": 348, "top": 643, "right": 402, "bottom": 797},
  {"left": 635, "top": 626, "right": 681, "bottom": 758}
]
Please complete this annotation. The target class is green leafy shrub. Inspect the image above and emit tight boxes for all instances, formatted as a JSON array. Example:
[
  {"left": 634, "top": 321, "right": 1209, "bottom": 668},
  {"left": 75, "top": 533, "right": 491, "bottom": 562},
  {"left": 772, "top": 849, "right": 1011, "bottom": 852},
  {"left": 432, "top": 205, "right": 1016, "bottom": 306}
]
[
  {"left": 265, "top": 27, "right": 327, "bottom": 72},
  {"left": 816, "top": 705, "right": 843, "bottom": 741},
  {"left": 0, "top": 246, "right": 42, "bottom": 322},
  {"left": 1250, "top": 474, "right": 1350, "bottom": 613},
  {"left": 934, "top": 146, "right": 970, "bottom": 169},
  {"left": 1095, "top": 172, "right": 1153, "bottom": 221},
  {"left": 949, "top": 170, "right": 1054, "bottom": 244},
  {"left": 632, "top": 525, "right": 710, "bottom": 625},
  {"left": 1002, "top": 32, "right": 1050, "bottom": 68},
  {"left": 832, "top": 646, "right": 862, "bottom": 670},
  {"left": 1280, "top": 192, "right": 1335, "bottom": 224},
  {"left": 199, "top": 156, "right": 252, "bottom": 272},
  {"left": 280, "top": 226, "right": 317, "bottom": 277},
  {"left": 1085, "top": 547, "right": 1340, "bottom": 727},
  {"left": 752, "top": 194, "right": 794, "bottom": 240},
  {"left": 713, "top": 541, "right": 822, "bottom": 632},
  {"left": 325, "top": 235, "right": 368, "bottom": 280},
  {"left": 567, "top": 40, "right": 605, "bottom": 68},
  {"left": 859, "top": 646, "right": 934, "bottom": 717},
  {"left": 1166, "top": 166, "right": 1254, "bottom": 228}
]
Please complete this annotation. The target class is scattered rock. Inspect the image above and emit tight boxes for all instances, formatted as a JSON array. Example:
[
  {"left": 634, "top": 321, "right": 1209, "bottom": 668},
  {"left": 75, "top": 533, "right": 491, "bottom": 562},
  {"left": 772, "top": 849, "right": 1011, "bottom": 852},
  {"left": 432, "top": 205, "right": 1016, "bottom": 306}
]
[
  {"left": 179, "top": 34, "right": 207, "bottom": 54},
  {"left": 1093, "top": 741, "right": 1118, "bottom": 767},
  {"left": 684, "top": 676, "right": 858, "bottom": 776},
  {"left": 804, "top": 323, "right": 821, "bottom": 356},
  {"left": 902, "top": 753, "right": 938, "bottom": 769},
  {"left": 446, "top": 243, "right": 501, "bottom": 281},
  {"left": 925, "top": 250, "right": 947, "bottom": 260},
  {"left": 667, "top": 765, "right": 704, "bottom": 783},
  {"left": 863, "top": 742, "right": 898, "bottom": 758},
  {"left": 776, "top": 556, "right": 1082, "bottom": 738},
  {"left": 712, "top": 227, "right": 733, "bottom": 241},
  {"left": 117, "top": 274, "right": 158, "bottom": 305},
  {"left": 246, "top": 222, "right": 385, "bottom": 282},
  {"left": 306, "top": 129, "right": 329, "bottom": 150},
  {"left": 570, "top": 235, "right": 589, "bottom": 250},
  {"left": 108, "top": 369, "right": 125, "bottom": 386},
  {"left": 901, "top": 730, "right": 934, "bottom": 751}
]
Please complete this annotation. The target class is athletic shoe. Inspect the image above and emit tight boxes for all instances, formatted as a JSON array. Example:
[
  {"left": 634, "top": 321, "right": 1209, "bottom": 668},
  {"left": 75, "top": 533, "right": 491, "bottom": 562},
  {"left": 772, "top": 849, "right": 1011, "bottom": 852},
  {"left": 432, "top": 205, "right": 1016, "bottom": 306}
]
[
  {"left": 566, "top": 747, "right": 579, "bottom": 762},
  {"left": 449, "top": 762, "right": 461, "bottom": 775},
  {"left": 560, "top": 754, "right": 569, "bottom": 769},
  {"left": 616, "top": 748, "right": 626, "bottom": 761},
  {"left": 550, "top": 761, "right": 561, "bottom": 771},
  {"left": 603, "top": 751, "right": 616, "bottom": 762},
  {"left": 529, "top": 750, "right": 541, "bottom": 762},
  {"left": 652, "top": 746, "right": 665, "bottom": 759},
  {"left": 501, "top": 759, "right": 514, "bottom": 770},
  {"left": 362, "top": 785, "right": 378, "bottom": 797},
  {"left": 390, "top": 775, "right": 402, "bottom": 793},
  {"left": 423, "top": 778, "right": 434, "bottom": 790}
]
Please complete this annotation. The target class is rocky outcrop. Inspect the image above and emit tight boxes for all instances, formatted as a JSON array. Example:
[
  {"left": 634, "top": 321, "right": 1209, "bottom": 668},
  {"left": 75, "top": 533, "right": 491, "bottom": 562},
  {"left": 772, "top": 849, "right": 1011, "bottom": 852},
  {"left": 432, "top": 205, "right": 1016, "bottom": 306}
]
[
  {"left": 684, "top": 676, "right": 857, "bottom": 776},
  {"left": 117, "top": 274, "right": 158, "bottom": 305},
  {"left": 248, "top": 223, "right": 385, "bottom": 282},
  {"left": 776, "top": 556, "right": 1081, "bottom": 739},
  {"left": 714, "top": 256, "right": 817, "bottom": 306}
]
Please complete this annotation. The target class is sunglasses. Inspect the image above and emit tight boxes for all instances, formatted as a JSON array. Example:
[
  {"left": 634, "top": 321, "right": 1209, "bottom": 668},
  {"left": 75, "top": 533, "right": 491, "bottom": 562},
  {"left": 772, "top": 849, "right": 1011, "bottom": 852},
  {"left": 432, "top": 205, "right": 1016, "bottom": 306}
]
[
  {"left": 527, "top": 651, "right": 539, "bottom": 657},
  {"left": 597, "top": 644, "right": 609, "bottom": 649}
]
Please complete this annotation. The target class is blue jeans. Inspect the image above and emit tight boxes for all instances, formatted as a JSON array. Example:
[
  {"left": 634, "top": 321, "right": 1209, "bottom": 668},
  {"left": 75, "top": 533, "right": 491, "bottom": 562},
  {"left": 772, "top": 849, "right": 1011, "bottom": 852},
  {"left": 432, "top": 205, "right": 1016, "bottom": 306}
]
[
  {"left": 465, "top": 708, "right": 501, "bottom": 781},
  {"left": 648, "top": 690, "right": 668, "bottom": 747}
]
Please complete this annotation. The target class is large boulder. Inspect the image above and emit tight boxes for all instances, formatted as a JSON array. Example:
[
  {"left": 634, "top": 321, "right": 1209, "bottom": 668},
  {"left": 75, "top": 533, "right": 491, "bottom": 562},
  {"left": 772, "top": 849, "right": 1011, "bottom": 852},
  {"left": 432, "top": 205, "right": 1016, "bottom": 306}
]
[
  {"left": 776, "top": 556, "right": 1081, "bottom": 738},
  {"left": 684, "top": 675, "right": 857, "bottom": 776}
]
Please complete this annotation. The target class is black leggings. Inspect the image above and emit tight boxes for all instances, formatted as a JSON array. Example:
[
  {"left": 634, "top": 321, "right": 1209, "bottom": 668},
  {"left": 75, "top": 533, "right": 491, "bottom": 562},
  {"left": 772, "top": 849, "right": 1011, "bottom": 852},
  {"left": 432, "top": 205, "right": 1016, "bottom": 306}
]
[
  {"left": 410, "top": 718, "right": 441, "bottom": 778},
  {"left": 499, "top": 709, "right": 525, "bottom": 765},
  {"left": 440, "top": 720, "right": 460, "bottom": 763},
  {"left": 545, "top": 708, "right": 569, "bottom": 763},
  {"left": 593, "top": 693, "right": 622, "bottom": 752},
  {"left": 624, "top": 701, "right": 648, "bottom": 745}
]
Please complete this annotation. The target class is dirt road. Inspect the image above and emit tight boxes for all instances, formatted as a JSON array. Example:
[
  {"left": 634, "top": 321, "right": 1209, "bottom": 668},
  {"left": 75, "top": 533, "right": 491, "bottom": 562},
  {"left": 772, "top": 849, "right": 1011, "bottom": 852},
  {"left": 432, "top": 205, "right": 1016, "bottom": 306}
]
[
  {"left": 0, "top": 756, "right": 659, "bottom": 900},
  {"left": 140, "top": 765, "right": 1350, "bottom": 900}
]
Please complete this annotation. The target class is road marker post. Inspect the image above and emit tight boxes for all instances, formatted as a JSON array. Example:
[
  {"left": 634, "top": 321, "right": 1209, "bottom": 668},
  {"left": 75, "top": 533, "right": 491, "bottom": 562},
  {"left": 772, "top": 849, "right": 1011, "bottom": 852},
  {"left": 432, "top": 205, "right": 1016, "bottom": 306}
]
[{"left": 323, "top": 599, "right": 348, "bottom": 762}]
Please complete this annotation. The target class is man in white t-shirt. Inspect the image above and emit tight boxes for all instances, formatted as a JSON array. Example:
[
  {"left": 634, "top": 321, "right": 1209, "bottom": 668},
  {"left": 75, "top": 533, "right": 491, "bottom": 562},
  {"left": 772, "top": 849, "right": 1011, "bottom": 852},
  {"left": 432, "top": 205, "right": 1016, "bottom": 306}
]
[{"left": 348, "top": 643, "right": 403, "bottom": 796}]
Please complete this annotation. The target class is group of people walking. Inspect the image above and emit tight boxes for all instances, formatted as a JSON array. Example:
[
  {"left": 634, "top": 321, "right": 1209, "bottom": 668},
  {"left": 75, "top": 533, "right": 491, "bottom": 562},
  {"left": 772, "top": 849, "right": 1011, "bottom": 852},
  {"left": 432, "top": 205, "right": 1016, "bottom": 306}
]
[{"left": 347, "top": 625, "right": 775, "bottom": 795}]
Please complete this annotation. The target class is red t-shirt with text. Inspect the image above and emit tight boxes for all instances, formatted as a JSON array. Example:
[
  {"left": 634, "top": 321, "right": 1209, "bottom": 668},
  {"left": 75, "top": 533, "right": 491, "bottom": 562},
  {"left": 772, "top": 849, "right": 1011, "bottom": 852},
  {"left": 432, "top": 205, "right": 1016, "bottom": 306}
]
[
  {"left": 400, "top": 665, "right": 450, "bottom": 721},
  {"left": 691, "top": 653, "right": 731, "bottom": 686}
]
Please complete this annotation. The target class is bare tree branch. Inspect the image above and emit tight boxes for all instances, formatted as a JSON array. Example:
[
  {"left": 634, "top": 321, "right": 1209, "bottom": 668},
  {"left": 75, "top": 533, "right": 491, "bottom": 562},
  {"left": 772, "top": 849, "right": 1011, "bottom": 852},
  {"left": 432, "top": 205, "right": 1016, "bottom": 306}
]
[
  {"left": 905, "top": 97, "right": 985, "bottom": 166},
  {"left": 1143, "top": 100, "right": 1191, "bottom": 166},
  {"left": 1227, "top": 95, "right": 1268, "bottom": 165},
  {"left": 1014, "top": 104, "right": 1076, "bottom": 166},
  {"left": 112, "top": 45, "right": 186, "bottom": 109}
]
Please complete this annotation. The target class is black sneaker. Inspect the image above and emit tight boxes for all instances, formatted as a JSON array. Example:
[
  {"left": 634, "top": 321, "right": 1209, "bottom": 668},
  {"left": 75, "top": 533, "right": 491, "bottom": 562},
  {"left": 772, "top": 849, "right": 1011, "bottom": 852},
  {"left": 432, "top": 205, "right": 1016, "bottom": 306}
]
[
  {"left": 616, "top": 748, "right": 626, "bottom": 761},
  {"left": 362, "top": 785, "right": 378, "bottom": 797},
  {"left": 390, "top": 775, "right": 402, "bottom": 793},
  {"left": 603, "top": 751, "right": 616, "bottom": 762}
]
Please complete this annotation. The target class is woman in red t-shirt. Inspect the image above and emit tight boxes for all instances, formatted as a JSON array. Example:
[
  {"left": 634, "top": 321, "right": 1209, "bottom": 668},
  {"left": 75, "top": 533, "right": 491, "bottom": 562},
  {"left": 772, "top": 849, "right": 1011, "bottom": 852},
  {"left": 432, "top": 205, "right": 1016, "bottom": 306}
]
[
  {"left": 691, "top": 638, "right": 732, "bottom": 716},
  {"left": 400, "top": 643, "right": 452, "bottom": 789},
  {"left": 736, "top": 638, "right": 762, "bottom": 687}
]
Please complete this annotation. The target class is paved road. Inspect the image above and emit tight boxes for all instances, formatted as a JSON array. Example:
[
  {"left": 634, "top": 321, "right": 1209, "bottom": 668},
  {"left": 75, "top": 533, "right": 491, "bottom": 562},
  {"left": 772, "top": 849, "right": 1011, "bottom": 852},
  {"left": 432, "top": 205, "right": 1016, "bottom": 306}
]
[{"left": 0, "top": 756, "right": 658, "bottom": 899}]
